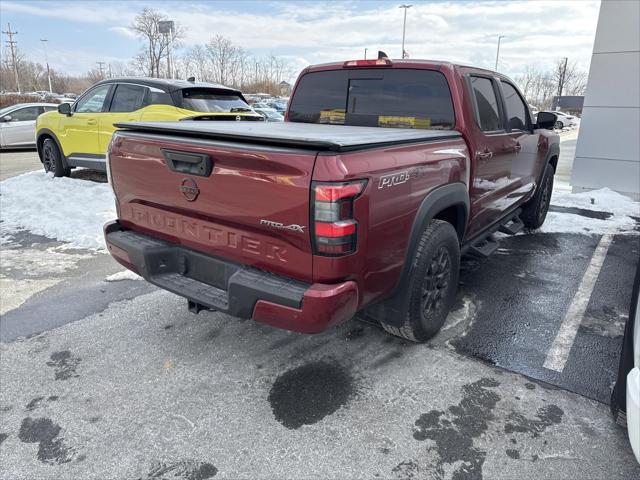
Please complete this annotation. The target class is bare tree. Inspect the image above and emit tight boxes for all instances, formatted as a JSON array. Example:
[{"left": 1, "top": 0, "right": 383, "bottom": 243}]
[
  {"left": 516, "top": 59, "right": 587, "bottom": 109},
  {"left": 130, "top": 8, "right": 181, "bottom": 78},
  {"left": 552, "top": 58, "right": 589, "bottom": 97}
]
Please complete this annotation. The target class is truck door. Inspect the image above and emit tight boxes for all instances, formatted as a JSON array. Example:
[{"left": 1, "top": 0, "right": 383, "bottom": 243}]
[
  {"left": 498, "top": 80, "right": 539, "bottom": 202},
  {"left": 465, "top": 75, "right": 523, "bottom": 237}
]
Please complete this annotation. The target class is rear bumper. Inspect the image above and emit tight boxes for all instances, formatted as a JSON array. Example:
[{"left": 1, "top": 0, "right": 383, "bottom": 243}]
[{"left": 104, "top": 221, "right": 358, "bottom": 333}]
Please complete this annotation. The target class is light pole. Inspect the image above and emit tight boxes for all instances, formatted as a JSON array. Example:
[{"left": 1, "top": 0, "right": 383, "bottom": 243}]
[
  {"left": 364, "top": 48, "right": 368, "bottom": 60},
  {"left": 399, "top": 4, "right": 412, "bottom": 59},
  {"left": 40, "top": 39, "right": 52, "bottom": 93},
  {"left": 494, "top": 35, "right": 506, "bottom": 71}
]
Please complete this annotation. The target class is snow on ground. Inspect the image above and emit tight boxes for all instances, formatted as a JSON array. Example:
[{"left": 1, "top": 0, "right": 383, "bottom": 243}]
[
  {"left": 539, "top": 187, "right": 640, "bottom": 235},
  {"left": 105, "top": 270, "right": 141, "bottom": 282},
  {"left": 0, "top": 171, "right": 637, "bottom": 255},
  {"left": 0, "top": 171, "right": 116, "bottom": 250}
]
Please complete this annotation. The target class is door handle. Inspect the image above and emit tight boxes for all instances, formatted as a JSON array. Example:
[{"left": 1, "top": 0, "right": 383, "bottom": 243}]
[
  {"left": 87, "top": 119, "right": 97, "bottom": 126},
  {"left": 476, "top": 149, "right": 493, "bottom": 161}
]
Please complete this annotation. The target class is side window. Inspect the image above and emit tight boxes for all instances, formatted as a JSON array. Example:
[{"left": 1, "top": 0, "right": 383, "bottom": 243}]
[
  {"left": 9, "top": 106, "right": 41, "bottom": 121},
  {"left": 43, "top": 106, "right": 58, "bottom": 112},
  {"left": 147, "top": 88, "right": 173, "bottom": 107},
  {"left": 75, "top": 85, "right": 111, "bottom": 113},
  {"left": 110, "top": 84, "right": 147, "bottom": 112},
  {"left": 470, "top": 76, "right": 502, "bottom": 132},
  {"left": 500, "top": 81, "right": 528, "bottom": 131}
]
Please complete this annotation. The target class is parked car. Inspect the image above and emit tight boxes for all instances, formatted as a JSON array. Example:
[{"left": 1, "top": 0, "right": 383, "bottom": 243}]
[
  {"left": 0, "top": 103, "right": 58, "bottom": 149},
  {"left": 612, "top": 262, "right": 640, "bottom": 463},
  {"left": 541, "top": 110, "right": 578, "bottom": 129},
  {"left": 253, "top": 107, "right": 284, "bottom": 122},
  {"left": 36, "top": 78, "right": 263, "bottom": 176},
  {"left": 104, "top": 57, "right": 559, "bottom": 342}
]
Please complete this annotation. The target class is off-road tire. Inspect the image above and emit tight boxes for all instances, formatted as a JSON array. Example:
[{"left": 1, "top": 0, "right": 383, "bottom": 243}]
[
  {"left": 521, "top": 162, "right": 554, "bottom": 229},
  {"left": 380, "top": 220, "right": 460, "bottom": 342},
  {"left": 42, "top": 138, "right": 70, "bottom": 177}
]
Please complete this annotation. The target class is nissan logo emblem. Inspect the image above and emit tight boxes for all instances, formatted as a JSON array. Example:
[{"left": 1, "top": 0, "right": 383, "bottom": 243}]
[{"left": 179, "top": 178, "right": 199, "bottom": 201}]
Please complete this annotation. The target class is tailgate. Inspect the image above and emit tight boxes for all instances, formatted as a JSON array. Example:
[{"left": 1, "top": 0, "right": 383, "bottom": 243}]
[{"left": 108, "top": 131, "right": 316, "bottom": 283}]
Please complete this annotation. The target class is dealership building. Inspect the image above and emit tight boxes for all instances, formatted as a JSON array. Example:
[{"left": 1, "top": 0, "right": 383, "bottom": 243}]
[{"left": 571, "top": 0, "right": 640, "bottom": 199}]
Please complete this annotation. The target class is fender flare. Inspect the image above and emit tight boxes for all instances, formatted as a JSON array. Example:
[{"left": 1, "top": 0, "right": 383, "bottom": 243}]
[
  {"left": 36, "top": 129, "right": 68, "bottom": 168},
  {"left": 376, "top": 182, "right": 470, "bottom": 325},
  {"left": 546, "top": 141, "right": 560, "bottom": 171}
]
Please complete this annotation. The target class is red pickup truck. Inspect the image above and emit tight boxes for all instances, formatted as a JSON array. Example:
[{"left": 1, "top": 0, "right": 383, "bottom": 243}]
[{"left": 104, "top": 58, "right": 560, "bottom": 342}]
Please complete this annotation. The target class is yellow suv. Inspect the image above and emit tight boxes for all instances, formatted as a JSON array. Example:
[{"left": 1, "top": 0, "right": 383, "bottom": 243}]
[{"left": 36, "top": 78, "right": 263, "bottom": 176}]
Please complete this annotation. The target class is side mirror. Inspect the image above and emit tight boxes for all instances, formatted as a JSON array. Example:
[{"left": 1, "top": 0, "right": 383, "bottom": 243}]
[
  {"left": 58, "top": 103, "right": 72, "bottom": 115},
  {"left": 535, "top": 111, "right": 556, "bottom": 130},
  {"left": 1, "top": 115, "right": 12, "bottom": 123}
]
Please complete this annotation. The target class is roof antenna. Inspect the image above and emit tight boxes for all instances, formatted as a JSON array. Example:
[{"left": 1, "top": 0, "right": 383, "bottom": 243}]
[
  {"left": 187, "top": 76, "right": 196, "bottom": 82},
  {"left": 378, "top": 51, "right": 389, "bottom": 59}
]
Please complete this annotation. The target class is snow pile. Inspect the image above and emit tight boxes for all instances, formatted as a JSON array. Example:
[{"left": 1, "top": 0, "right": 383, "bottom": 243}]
[
  {"left": 539, "top": 187, "right": 639, "bottom": 235},
  {"left": 105, "top": 270, "right": 141, "bottom": 282},
  {"left": 551, "top": 187, "right": 638, "bottom": 217},
  {"left": 0, "top": 171, "right": 116, "bottom": 250}
]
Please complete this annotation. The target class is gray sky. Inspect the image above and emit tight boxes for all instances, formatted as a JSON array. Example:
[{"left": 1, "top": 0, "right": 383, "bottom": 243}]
[{"left": 1, "top": 0, "right": 601, "bottom": 80}]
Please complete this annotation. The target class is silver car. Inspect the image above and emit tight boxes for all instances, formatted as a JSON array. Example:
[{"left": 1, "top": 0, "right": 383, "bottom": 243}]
[{"left": 0, "top": 103, "right": 59, "bottom": 149}]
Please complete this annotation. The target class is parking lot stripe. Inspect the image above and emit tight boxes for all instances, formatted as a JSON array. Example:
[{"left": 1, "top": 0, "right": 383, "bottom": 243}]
[{"left": 543, "top": 233, "right": 614, "bottom": 372}]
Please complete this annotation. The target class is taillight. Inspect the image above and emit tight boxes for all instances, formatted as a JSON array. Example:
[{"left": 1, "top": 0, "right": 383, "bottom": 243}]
[{"left": 312, "top": 180, "right": 366, "bottom": 256}]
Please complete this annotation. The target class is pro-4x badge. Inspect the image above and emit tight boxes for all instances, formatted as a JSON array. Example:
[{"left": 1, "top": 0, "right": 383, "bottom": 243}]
[{"left": 260, "top": 219, "right": 305, "bottom": 233}]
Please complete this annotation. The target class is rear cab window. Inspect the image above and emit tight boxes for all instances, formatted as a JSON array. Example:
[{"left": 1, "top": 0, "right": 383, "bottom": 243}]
[
  {"left": 469, "top": 76, "right": 503, "bottom": 132},
  {"left": 177, "top": 88, "right": 252, "bottom": 113},
  {"left": 288, "top": 68, "right": 455, "bottom": 130}
]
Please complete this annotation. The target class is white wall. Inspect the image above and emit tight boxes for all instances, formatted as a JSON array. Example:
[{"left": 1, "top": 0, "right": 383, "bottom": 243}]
[{"left": 571, "top": 0, "right": 640, "bottom": 199}]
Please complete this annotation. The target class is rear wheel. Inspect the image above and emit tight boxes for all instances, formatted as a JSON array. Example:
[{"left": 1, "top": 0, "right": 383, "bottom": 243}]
[
  {"left": 380, "top": 220, "right": 460, "bottom": 342},
  {"left": 554, "top": 120, "right": 564, "bottom": 130},
  {"left": 42, "top": 138, "right": 70, "bottom": 177},
  {"left": 522, "top": 163, "right": 554, "bottom": 229}
]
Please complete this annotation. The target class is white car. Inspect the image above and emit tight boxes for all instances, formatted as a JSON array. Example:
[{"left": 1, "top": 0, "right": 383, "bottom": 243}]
[
  {"left": 612, "top": 264, "right": 640, "bottom": 463},
  {"left": 0, "top": 102, "right": 58, "bottom": 149},
  {"left": 542, "top": 110, "right": 579, "bottom": 129},
  {"left": 253, "top": 107, "right": 284, "bottom": 122}
]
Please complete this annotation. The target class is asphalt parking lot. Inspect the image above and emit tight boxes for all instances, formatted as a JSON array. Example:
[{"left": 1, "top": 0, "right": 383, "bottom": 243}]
[
  {"left": 0, "top": 149, "right": 42, "bottom": 181},
  {"left": 1, "top": 139, "right": 639, "bottom": 479}
]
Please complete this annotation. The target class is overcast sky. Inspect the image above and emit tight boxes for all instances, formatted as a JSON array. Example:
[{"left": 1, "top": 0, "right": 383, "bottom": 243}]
[{"left": 1, "top": 0, "right": 601, "bottom": 81}]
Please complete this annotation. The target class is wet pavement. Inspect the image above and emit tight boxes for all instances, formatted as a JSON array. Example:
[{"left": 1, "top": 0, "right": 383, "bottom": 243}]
[
  {"left": 1, "top": 147, "right": 640, "bottom": 477},
  {"left": 1, "top": 289, "right": 639, "bottom": 480},
  {"left": 448, "top": 231, "right": 638, "bottom": 404}
]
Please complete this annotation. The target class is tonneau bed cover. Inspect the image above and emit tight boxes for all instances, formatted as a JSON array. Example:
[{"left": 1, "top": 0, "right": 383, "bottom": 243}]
[{"left": 113, "top": 121, "right": 461, "bottom": 152}]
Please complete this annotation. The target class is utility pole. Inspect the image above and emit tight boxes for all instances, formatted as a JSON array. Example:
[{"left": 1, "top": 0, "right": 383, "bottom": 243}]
[
  {"left": 364, "top": 48, "right": 368, "bottom": 60},
  {"left": 96, "top": 61, "right": 105, "bottom": 78},
  {"left": 494, "top": 35, "right": 506, "bottom": 71},
  {"left": 557, "top": 57, "right": 568, "bottom": 97},
  {"left": 40, "top": 38, "right": 52, "bottom": 93},
  {"left": 399, "top": 4, "right": 412, "bottom": 59},
  {"left": 2, "top": 23, "right": 21, "bottom": 93}
]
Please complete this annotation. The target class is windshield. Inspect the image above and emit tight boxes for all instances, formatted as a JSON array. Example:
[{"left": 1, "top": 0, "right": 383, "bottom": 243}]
[
  {"left": 288, "top": 68, "right": 455, "bottom": 129},
  {"left": 180, "top": 88, "right": 251, "bottom": 113}
]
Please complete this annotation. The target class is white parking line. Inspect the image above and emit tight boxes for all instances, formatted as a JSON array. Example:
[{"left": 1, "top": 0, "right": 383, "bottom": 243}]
[{"left": 543, "top": 233, "right": 614, "bottom": 372}]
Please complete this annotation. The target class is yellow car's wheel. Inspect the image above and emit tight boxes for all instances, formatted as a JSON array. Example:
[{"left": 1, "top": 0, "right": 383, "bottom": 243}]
[{"left": 42, "top": 138, "right": 70, "bottom": 178}]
